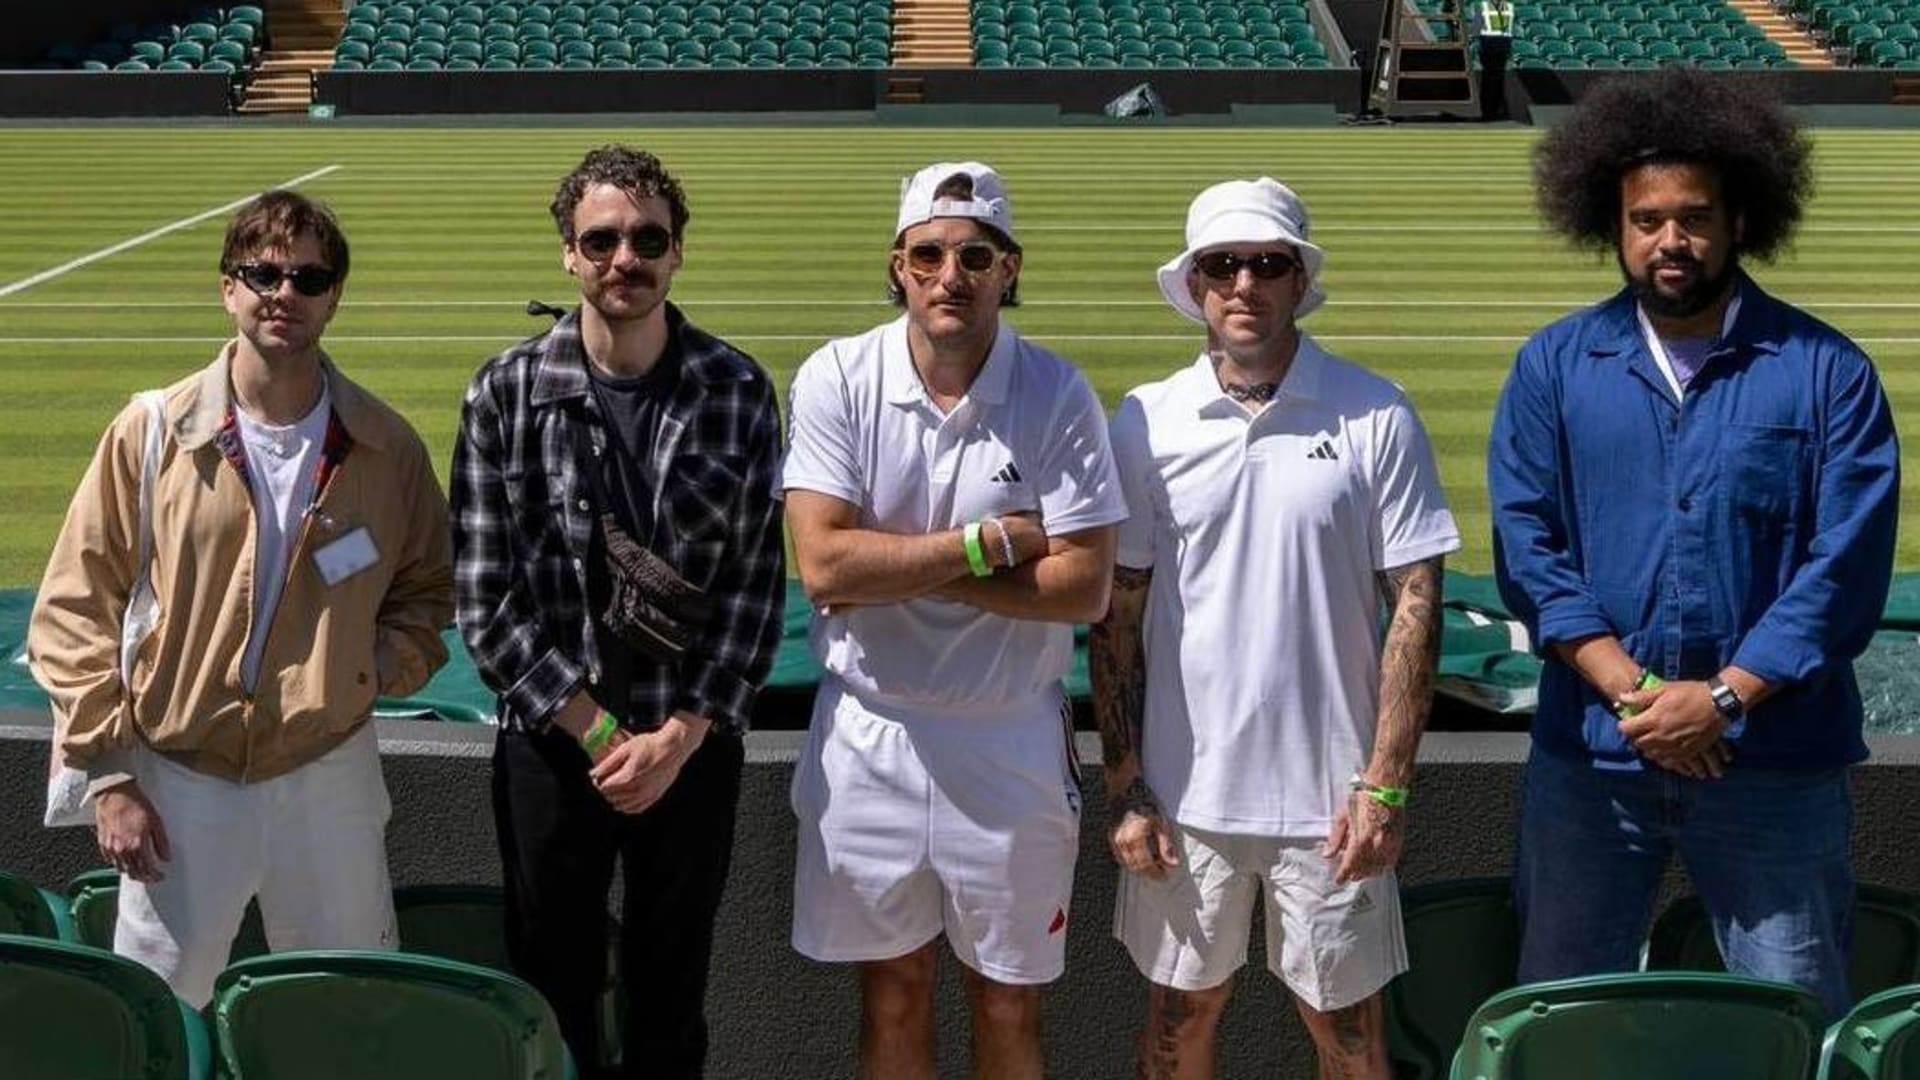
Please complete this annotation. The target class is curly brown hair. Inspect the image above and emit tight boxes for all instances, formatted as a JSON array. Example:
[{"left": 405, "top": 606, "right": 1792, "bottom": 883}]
[
  {"left": 549, "top": 144, "right": 689, "bottom": 242},
  {"left": 1534, "top": 68, "right": 1813, "bottom": 261}
]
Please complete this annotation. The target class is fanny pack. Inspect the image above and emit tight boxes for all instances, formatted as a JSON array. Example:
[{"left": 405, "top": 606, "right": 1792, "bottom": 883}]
[{"left": 570, "top": 420, "right": 712, "bottom": 666}]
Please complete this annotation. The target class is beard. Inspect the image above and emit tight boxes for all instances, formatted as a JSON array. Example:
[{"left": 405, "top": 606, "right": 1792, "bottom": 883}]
[{"left": 1622, "top": 250, "right": 1738, "bottom": 320}]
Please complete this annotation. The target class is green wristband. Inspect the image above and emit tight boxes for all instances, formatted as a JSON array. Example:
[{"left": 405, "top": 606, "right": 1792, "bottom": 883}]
[
  {"left": 963, "top": 521, "right": 992, "bottom": 578},
  {"left": 1349, "top": 772, "right": 1409, "bottom": 808},
  {"left": 580, "top": 711, "right": 618, "bottom": 756},
  {"left": 1617, "top": 669, "right": 1663, "bottom": 718}
]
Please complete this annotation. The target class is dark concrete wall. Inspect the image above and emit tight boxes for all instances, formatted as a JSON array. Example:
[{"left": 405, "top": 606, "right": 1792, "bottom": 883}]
[
  {"left": 0, "top": 72, "right": 234, "bottom": 117},
  {"left": 5, "top": 708, "right": 1918, "bottom": 1079}
]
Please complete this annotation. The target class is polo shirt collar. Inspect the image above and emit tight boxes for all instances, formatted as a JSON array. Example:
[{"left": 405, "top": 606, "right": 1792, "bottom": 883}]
[
  {"left": 1185, "top": 331, "right": 1328, "bottom": 416},
  {"left": 883, "top": 315, "right": 1015, "bottom": 407}
]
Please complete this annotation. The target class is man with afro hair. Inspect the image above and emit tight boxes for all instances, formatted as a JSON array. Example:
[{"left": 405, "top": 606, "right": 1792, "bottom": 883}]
[{"left": 1488, "top": 68, "right": 1899, "bottom": 1019}]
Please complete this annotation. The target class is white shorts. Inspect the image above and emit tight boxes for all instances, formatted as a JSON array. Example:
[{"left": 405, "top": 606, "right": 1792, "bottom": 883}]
[
  {"left": 1114, "top": 826, "right": 1407, "bottom": 1012},
  {"left": 791, "top": 679, "right": 1081, "bottom": 985},
  {"left": 115, "top": 724, "right": 398, "bottom": 1007}
]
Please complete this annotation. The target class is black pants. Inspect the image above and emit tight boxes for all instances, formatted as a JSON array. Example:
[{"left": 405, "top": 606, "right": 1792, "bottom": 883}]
[
  {"left": 494, "top": 726, "right": 744, "bottom": 1080},
  {"left": 1480, "top": 35, "right": 1511, "bottom": 120}
]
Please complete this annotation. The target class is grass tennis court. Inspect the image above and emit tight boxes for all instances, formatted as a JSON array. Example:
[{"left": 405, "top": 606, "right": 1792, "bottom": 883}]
[{"left": 2, "top": 125, "right": 1918, "bottom": 587}]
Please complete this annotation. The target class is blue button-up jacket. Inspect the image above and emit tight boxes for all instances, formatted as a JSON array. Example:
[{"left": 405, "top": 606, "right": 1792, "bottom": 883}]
[{"left": 1489, "top": 276, "right": 1899, "bottom": 769}]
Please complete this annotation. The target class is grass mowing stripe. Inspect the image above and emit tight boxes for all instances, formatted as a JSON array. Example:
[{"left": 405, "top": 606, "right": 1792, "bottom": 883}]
[
  {"left": 0, "top": 165, "right": 341, "bottom": 299},
  {"left": 1, "top": 127, "right": 1918, "bottom": 584}
]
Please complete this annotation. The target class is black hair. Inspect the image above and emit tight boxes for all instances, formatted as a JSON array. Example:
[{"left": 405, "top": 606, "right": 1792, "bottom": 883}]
[
  {"left": 1533, "top": 68, "right": 1812, "bottom": 261},
  {"left": 550, "top": 144, "right": 689, "bottom": 242}
]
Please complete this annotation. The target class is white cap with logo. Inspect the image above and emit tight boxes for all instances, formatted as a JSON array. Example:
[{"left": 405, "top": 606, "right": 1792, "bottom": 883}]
[
  {"left": 1156, "top": 177, "right": 1327, "bottom": 323},
  {"left": 896, "top": 161, "right": 1017, "bottom": 244}
]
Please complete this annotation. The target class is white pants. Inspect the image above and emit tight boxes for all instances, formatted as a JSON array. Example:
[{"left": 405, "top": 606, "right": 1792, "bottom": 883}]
[
  {"left": 1114, "top": 827, "right": 1407, "bottom": 1012},
  {"left": 115, "top": 724, "right": 397, "bottom": 1007},
  {"left": 791, "top": 679, "right": 1082, "bottom": 985}
]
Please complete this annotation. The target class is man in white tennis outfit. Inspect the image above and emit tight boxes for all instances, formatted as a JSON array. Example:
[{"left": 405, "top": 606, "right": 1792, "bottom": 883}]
[
  {"left": 1091, "top": 178, "right": 1458, "bottom": 1079},
  {"left": 782, "top": 161, "right": 1125, "bottom": 1079},
  {"left": 29, "top": 191, "right": 453, "bottom": 1007}
]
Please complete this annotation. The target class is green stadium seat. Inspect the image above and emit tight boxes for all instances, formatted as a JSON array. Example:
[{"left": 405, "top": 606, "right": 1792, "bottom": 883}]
[
  {"left": 220, "top": 22, "right": 258, "bottom": 48},
  {"left": 1452, "top": 972, "right": 1824, "bottom": 1080},
  {"left": 209, "top": 39, "right": 250, "bottom": 65},
  {"left": 409, "top": 39, "right": 447, "bottom": 61},
  {"left": 413, "top": 20, "right": 449, "bottom": 41},
  {"left": 213, "top": 951, "right": 571, "bottom": 1080},
  {"left": 180, "top": 22, "right": 220, "bottom": 44},
  {"left": 596, "top": 39, "right": 633, "bottom": 60},
  {"left": 521, "top": 55, "right": 559, "bottom": 68},
  {"left": 522, "top": 39, "right": 559, "bottom": 60},
  {"left": 483, "top": 38, "right": 519, "bottom": 59},
  {"left": 372, "top": 39, "right": 409, "bottom": 61},
  {"left": 1646, "top": 885, "right": 1920, "bottom": 1002},
  {"left": 559, "top": 38, "right": 595, "bottom": 59},
  {"left": 481, "top": 55, "right": 517, "bottom": 67},
  {"left": 0, "top": 871, "right": 75, "bottom": 941},
  {"left": 229, "top": 4, "right": 266, "bottom": 28},
  {"left": 131, "top": 39, "right": 169, "bottom": 63},
  {"left": 1871, "top": 38, "right": 1910, "bottom": 63},
  {"left": 448, "top": 39, "right": 484, "bottom": 60},
  {"left": 0, "top": 936, "right": 212, "bottom": 1080},
  {"left": 1818, "top": 984, "right": 1920, "bottom": 1080},
  {"left": 1383, "top": 878, "right": 1518, "bottom": 1080}
]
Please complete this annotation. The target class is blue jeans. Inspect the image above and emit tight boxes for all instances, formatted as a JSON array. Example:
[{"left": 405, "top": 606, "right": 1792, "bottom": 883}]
[{"left": 1514, "top": 747, "right": 1854, "bottom": 1019}]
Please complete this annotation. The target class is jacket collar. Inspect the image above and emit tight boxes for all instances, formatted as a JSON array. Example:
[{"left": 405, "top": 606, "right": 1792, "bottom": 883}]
[
  {"left": 1586, "top": 270, "right": 1790, "bottom": 360},
  {"left": 529, "top": 301, "right": 744, "bottom": 408},
  {"left": 178, "top": 341, "right": 384, "bottom": 452}
]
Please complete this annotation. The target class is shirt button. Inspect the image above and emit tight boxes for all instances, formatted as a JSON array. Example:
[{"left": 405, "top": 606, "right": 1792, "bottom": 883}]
[
  {"left": 577, "top": 499, "right": 590, "bottom": 512},
  {"left": 572, "top": 557, "right": 584, "bottom": 571}
]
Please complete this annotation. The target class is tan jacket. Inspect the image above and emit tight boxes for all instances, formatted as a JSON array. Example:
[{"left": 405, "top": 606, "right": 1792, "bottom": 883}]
[{"left": 29, "top": 346, "right": 454, "bottom": 784}]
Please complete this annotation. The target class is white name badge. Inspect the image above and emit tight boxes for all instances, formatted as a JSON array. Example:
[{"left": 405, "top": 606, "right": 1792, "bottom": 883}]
[{"left": 313, "top": 526, "right": 380, "bottom": 586}]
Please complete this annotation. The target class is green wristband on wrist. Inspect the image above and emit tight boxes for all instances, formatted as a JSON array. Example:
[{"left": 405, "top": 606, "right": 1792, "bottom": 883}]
[
  {"left": 1616, "top": 669, "right": 1664, "bottom": 718},
  {"left": 581, "top": 711, "right": 619, "bottom": 756},
  {"left": 1349, "top": 773, "right": 1409, "bottom": 808},
  {"left": 963, "top": 521, "right": 992, "bottom": 578}
]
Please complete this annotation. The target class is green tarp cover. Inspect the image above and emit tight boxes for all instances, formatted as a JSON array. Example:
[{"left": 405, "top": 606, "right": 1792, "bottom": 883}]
[{"left": 7, "top": 576, "right": 1916, "bottom": 731}]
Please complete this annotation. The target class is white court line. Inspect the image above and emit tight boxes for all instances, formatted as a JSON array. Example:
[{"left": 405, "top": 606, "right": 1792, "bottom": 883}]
[
  {"left": 9, "top": 298, "right": 1920, "bottom": 310},
  {"left": 11, "top": 334, "right": 1920, "bottom": 345},
  {"left": 0, "top": 165, "right": 341, "bottom": 300}
]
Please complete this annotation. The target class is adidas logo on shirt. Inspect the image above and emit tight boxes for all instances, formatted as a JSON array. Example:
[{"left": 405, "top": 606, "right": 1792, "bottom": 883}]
[
  {"left": 1307, "top": 440, "right": 1339, "bottom": 461},
  {"left": 990, "top": 462, "right": 1024, "bottom": 484}
]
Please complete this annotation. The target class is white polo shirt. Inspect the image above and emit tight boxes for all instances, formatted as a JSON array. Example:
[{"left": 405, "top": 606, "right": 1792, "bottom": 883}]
[
  {"left": 782, "top": 315, "right": 1127, "bottom": 710},
  {"left": 1110, "top": 336, "right": 1460, "bottom": 837}
]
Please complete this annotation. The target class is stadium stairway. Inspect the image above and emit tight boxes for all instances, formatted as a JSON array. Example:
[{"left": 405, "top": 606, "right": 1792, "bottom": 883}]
[
  {"left": 1726, "top": 0, "right": 1835, "bottom": 66},
  {"left": 892, "top": 0, "right": 975, "bottom": 65},
  {"left": 237, "top": 0, "right": 344, "bottom": 114}
]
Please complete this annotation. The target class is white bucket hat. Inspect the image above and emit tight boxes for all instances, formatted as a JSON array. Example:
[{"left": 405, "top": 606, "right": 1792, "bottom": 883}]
[
  {"left": 1156, "top": 177, "right": 1326, "bottom": 323},
  {"left": 896, "top": 161, "right": 1017, "bottom": 244}
]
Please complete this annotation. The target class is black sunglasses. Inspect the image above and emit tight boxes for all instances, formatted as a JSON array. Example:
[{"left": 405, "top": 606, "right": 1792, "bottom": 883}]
[
  {"left": 230, "top": 262, "right": 339, "bottom": 297},
  {"left": 1193, "top": 251, "right": 1300, "bottom": 282},
  {"left": 575, "top": 224, "right": 674, "bottom": 262},
  {"left": 903, "top": 240, "right": 1002, "bottom": 275}
]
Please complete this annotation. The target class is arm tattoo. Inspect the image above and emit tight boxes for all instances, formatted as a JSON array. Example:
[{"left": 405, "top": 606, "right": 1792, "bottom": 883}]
[
  {"left": 1372, "top": 556, "right": 1444, "bottom": 785},
  {"left": 1090, "top": 564, "right": 1153, "bottom": 772}
]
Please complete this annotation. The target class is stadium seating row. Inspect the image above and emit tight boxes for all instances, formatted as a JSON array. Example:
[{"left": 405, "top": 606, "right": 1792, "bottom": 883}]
[
  {"left": 28, "top": 5, "right": 267, "bottom": 81},
  {"left": 336, "top": 0, "right": 891, "bottom": 68},
  {"left": 1, "top": 869, "right": 606, "bottom": 1077},
  {"left": 972, "top": 0, "right": 1333, "bottom": 69},
  {"left": 1790, "top": 0, "right": 1920, "bottom": 66},
  {"left": 10, "top": 868, "right": 1920, "bottom": 1078},
  {"left": 1404, "top": 0, "right": 1803, "bottom": 70}
]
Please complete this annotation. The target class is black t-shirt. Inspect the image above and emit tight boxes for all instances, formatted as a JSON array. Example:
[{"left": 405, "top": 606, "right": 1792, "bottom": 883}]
[{"left": 583, "top": 341, "right": 683, "bottom": 716}]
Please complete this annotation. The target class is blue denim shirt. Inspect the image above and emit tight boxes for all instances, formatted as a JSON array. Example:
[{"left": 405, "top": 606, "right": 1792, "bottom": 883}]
[{"left": 1489, "top": 276, "right": 1899, "bottom": 769}]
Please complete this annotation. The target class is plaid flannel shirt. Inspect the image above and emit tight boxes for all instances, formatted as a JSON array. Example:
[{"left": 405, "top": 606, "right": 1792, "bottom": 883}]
[{"left": 451, "top": 303, "right": 785, "bottom": 735}]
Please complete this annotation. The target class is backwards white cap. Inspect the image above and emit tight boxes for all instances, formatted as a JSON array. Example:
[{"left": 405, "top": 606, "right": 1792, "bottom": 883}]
[{"left": 896, "top": 161, "right": 1016, "bottom": 243}]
